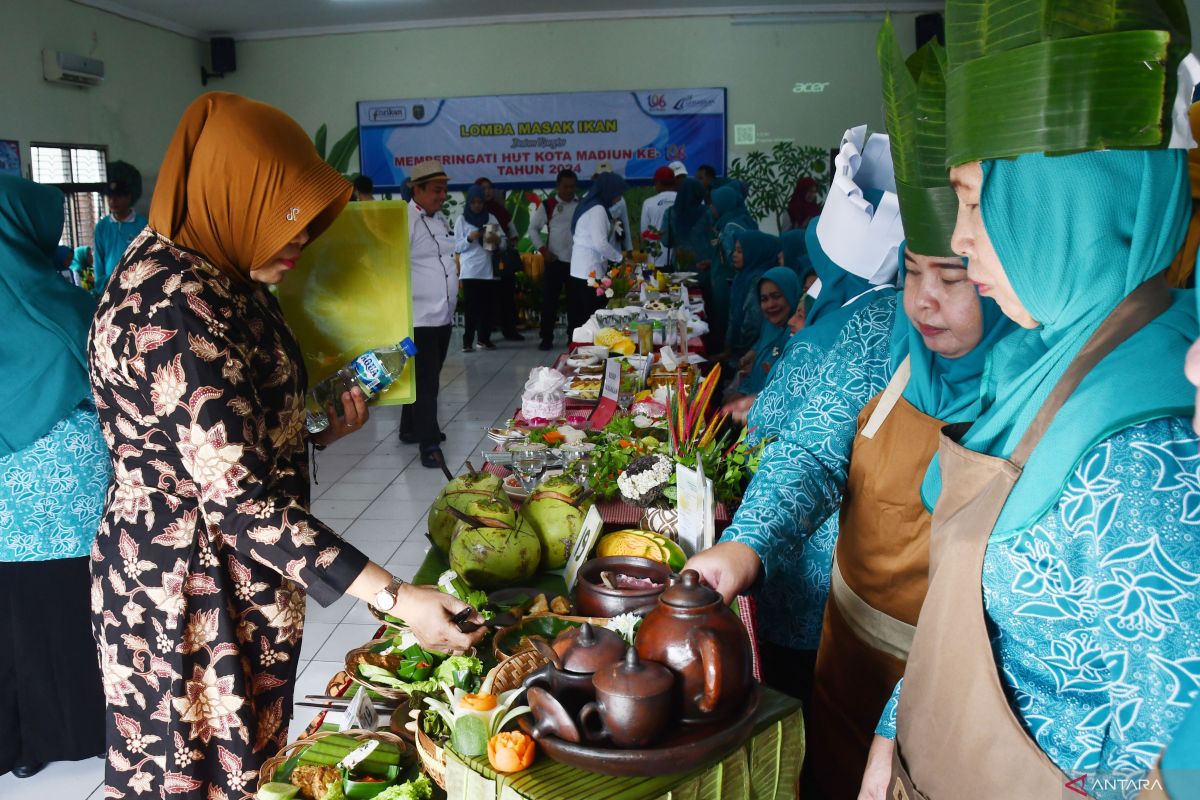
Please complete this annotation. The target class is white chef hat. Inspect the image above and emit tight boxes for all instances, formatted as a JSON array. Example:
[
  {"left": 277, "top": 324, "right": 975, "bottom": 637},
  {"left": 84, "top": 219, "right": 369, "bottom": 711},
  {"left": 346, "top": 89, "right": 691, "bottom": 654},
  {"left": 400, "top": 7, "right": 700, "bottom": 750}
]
[{"left": 815, "top": 124, "right": 905, "bottom": 286}]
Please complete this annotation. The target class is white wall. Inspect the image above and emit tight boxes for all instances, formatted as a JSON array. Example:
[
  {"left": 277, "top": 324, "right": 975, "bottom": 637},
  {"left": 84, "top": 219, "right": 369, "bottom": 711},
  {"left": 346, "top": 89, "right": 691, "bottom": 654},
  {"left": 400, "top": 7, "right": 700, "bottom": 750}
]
[
  {"left": 220, "top": 14, "right": 919, "bottom": 173},
  {"left": 0, "top": 0, "right": 204, "bottom": 203}
]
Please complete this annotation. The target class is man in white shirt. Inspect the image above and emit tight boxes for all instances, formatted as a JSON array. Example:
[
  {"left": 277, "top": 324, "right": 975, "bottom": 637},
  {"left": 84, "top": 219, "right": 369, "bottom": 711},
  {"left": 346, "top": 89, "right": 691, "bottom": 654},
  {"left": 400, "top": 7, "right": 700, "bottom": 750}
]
[
  {"left": 399, "top": 160, "right": 457, "bottom": 468},
  {"left": 640, "top": 166, "right": 678, "bottom": 269},
  {"left": 527, "top": 169, "right": 579, "bottom": 350}
]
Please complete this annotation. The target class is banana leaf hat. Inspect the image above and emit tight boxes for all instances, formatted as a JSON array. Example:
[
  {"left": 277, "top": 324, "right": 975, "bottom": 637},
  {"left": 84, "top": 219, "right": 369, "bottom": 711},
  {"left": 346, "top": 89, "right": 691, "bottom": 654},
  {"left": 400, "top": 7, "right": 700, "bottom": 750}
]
[
  {"left": 942, "top": 0, "right": 1199, "bottom": 166},
  {"left": 877, "top": 17, "right": 956, "bottom": 257}
]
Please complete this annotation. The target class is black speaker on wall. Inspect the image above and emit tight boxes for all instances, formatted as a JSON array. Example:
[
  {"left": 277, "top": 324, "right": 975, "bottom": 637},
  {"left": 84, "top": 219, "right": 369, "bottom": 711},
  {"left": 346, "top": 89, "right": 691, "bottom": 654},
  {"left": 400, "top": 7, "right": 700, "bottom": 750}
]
[
  {"left": 915, "top": 12, "right": 945, "bottom": 48},
  {"left": 201, "top": 37, "right": 236, "bottom": 86}
]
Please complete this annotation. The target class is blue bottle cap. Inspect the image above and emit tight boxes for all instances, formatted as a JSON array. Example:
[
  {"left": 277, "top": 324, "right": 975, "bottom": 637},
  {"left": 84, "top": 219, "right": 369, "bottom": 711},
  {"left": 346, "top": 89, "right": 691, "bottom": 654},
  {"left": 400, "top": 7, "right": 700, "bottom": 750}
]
[{"left": 400, "top": 337, "right": 418, "bottom": 357}]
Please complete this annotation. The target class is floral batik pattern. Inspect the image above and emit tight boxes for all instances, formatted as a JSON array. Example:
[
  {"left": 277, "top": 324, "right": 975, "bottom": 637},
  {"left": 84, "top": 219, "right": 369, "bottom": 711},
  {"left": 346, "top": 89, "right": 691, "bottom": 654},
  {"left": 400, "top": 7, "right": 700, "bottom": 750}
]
[
  {"left": 724, "top": 295, "right": 896, "bottom": 649},
  {"left": 0, "top": 403, "right": 110, "bottom": 562},
  {"left": 877, "top": 419, "right": 1200, "bottom": 800},
  {"left": 88, "top": 230, "right": 369, "bottom": 799}
]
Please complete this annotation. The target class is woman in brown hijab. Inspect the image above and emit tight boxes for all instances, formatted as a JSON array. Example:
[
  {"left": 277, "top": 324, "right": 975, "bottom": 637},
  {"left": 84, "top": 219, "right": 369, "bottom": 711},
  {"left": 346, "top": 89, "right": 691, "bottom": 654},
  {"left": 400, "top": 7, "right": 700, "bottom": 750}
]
[{"left": 87, "top": 93, "right": 483, "bottom": 799}]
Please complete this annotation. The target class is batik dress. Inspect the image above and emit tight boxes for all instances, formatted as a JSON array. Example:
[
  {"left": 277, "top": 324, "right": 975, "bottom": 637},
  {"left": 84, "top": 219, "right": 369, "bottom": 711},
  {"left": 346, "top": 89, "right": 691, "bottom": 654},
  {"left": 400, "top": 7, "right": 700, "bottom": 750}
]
[
  {"left": 88, "top": 230, "right": 369, "bottom": 800},
  {"left": 725, "top": 295, "right": 897, "bottom": 650}
]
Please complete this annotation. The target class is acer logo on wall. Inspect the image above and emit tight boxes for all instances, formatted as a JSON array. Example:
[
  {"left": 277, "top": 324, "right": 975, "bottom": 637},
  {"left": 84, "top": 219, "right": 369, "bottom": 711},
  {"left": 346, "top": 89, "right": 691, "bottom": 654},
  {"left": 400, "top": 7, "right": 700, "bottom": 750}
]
[{"left": 793, "top": 82, "right": 831, "bottom": 94}]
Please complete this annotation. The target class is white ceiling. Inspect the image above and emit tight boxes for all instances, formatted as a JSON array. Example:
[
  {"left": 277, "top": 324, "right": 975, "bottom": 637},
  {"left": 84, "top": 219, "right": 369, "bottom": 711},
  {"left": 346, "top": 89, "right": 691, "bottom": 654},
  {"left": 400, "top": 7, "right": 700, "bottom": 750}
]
[{"left": 74, "top": 0, "right": 939, "bottom": 40}]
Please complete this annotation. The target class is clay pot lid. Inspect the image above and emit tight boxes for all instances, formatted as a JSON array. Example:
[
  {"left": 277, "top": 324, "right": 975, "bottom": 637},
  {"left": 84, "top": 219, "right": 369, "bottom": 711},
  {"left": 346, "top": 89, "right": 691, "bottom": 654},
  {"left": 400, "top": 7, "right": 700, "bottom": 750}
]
[
  {"left": 592, "top": 647, "right": 674, "bottom": 698},
  {"left": 658, "top": 569, "right": 720, "bottom": 609},
  {"left": 552, "top": 622, "right": 626, "bottom": 674}
]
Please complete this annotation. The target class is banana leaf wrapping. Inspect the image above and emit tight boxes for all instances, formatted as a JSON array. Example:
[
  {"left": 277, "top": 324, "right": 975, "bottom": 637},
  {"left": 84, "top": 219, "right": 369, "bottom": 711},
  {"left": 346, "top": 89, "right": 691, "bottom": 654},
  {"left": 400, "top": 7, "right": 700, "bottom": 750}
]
[
  {"left": 877, "top": 17, "right": 957, "bottom": 257},
  {"left": 943, "top": 0, "right": 1192, "bottom": 166}
]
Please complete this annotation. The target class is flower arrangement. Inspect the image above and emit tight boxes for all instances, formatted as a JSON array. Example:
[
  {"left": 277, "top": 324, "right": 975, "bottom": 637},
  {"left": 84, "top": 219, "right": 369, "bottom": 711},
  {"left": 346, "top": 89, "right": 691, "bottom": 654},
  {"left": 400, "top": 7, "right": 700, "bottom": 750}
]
[
  {"left": 640, "top": 225, "right": 664, "bottom": 262},
  {"left": 617, "top": 454, "right": 674, "bottom": 508},
  {"left": 588, "top": 262, "right": 637, "bottom": 301}
]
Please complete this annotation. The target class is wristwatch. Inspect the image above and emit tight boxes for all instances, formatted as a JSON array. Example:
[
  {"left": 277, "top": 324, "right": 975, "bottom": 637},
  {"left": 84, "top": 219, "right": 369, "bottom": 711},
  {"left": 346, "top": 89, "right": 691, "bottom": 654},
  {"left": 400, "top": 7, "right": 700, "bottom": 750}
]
[{"left": 374, "top": 576, "right": 407, "bottom": 613}]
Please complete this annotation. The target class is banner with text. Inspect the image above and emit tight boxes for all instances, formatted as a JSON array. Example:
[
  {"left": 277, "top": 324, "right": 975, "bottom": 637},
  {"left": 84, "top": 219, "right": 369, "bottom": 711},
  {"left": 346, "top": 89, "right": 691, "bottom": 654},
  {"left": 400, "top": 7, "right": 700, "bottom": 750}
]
[{"left": 357, "top": 88, "right": 726, "bottom": 190}]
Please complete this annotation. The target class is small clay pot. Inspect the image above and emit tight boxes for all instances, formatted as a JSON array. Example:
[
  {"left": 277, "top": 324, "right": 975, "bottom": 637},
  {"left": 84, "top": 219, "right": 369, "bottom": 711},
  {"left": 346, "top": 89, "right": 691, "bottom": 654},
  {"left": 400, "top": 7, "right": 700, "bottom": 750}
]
[
  {"left": 574, "top": 556, "right": 672, "bottom": 618},
  {"left": 579, "top": 647, "right": 674, "bottom": 748}
]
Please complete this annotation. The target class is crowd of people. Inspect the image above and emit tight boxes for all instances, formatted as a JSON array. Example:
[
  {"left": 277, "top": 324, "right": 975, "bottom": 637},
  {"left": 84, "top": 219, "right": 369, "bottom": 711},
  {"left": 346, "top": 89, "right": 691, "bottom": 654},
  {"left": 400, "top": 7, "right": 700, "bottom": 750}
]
[{"left": 3, "top": 0, "right": 1200, "bottom": 797}]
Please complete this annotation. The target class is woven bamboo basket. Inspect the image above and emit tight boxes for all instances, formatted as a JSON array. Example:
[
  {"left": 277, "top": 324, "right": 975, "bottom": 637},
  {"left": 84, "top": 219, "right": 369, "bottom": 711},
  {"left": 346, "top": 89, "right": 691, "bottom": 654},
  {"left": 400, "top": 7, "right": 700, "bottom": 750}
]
[
  {"left": 345, "top": 639, "right": 411, "bottom": 701},
  {"left": 415, "top": 727, "right": 448, "bottom": 790},
  {"left": 486, "top": 647, "right": 549, "bottom": 695},
  {"left": 257, "top": 727, "right": 408, "bottom": 791}
]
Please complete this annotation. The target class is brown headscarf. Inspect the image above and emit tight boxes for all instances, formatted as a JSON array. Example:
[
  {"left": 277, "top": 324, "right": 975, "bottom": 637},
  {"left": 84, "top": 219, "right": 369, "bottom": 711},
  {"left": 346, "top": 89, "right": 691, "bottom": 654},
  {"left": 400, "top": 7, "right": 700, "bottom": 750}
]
[{"left": 149, "top": 92, "right": 352, "bottom": 280}]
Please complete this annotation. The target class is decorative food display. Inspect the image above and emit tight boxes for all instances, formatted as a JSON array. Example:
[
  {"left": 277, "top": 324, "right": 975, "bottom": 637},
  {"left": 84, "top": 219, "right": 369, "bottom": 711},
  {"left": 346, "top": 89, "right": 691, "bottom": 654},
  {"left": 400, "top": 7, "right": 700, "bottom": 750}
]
[
  {"left": 270, "top": 280, "right": 790, "bottom": 791},
  {"left": 256, "top": 733, "right": 433, "bottom": 800}
]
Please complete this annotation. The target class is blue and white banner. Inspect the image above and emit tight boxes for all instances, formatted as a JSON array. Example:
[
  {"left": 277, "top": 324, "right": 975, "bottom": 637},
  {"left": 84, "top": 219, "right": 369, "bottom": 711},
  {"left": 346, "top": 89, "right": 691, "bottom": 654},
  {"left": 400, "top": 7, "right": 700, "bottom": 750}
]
[{"left": 357, "top": 88, "right": 726, "bottom": 190}]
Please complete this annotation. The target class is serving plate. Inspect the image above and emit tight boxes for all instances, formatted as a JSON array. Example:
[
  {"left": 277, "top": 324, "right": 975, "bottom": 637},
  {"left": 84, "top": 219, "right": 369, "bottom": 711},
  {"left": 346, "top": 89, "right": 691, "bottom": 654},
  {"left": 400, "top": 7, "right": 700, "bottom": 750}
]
[{"left": 520, "top": 686, "right": 760, "bottom": 777}]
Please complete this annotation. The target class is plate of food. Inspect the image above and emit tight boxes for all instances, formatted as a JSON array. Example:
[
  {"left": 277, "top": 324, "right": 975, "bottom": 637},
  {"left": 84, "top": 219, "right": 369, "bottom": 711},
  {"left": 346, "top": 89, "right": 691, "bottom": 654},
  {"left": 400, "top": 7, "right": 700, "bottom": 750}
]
[
  {"left": 487, "top": 426, "right": 525, "bottom": 444},
  {"left": 573, "top": 364, "right": 605, "bottom": 376},
  {"left": 668, "top": 271, "right": 698, "bottom": 282},
  {"left": 566, "top": 354, "right": 599, "bottom": 369}
]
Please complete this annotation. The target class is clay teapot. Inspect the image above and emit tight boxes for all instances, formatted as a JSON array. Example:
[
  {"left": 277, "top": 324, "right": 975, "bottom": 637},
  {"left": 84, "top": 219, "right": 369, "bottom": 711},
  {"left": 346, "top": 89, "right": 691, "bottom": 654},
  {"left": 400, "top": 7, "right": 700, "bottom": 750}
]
[
  {"left": 523, "top": 622, "right": 625, "bottom": 709},
  {"left": 634, "top": 569, "right": 753, "bottom": 724}
]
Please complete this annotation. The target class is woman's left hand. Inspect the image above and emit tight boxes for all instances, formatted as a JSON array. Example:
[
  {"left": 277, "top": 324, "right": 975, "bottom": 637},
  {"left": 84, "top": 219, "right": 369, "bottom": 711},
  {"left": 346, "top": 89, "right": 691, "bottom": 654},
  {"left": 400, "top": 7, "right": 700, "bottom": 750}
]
[{"left": 310, "top": 386, "right": 369, "bottom": 447}]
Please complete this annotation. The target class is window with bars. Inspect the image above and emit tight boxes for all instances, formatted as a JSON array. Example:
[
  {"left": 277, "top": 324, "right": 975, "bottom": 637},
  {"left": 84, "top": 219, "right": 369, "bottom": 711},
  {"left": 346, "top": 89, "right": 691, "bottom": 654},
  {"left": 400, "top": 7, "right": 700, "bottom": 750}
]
[{"left": 30, "top": 143, "right": 108, "bottom": 248}]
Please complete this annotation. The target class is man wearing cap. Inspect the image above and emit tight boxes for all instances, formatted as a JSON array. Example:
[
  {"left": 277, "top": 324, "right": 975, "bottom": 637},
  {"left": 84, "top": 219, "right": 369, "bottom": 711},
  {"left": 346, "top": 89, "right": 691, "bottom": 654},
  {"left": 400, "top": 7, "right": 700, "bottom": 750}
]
[
  {"left": 399, "top": 160, "right": 456, "bottom": 468},
  {"left": 92, "top": 160, "right": 147, "bottom": 297},
  {"left": 528, "top": 169, "right": 579, "bottom": 350},
  {"left": 640, "top": 166, "right": 679, "bottom": 269},
  {"left": 668, "top": 160, "right": 689, "bottom": 187}
]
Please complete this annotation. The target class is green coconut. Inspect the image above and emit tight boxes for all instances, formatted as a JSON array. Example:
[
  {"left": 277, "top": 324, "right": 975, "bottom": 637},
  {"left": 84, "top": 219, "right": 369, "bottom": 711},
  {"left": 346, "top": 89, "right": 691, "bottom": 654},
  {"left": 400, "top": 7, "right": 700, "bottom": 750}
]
[
  {"left": 518, "top": 475, "right": 594, "bottom": 570},
  {"left": 448, "top": 498, "right": 542, "bottom": 589},
  {"left": 428, "top": 470, "right": 507, "bottom": 552}
]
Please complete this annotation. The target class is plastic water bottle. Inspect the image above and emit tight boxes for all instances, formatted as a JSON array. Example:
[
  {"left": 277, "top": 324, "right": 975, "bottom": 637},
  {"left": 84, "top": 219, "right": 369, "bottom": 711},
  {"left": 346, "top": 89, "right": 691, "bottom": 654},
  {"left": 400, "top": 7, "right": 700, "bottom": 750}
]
[{"left": 305, "top": 338, "right": 418, "bottom": 433}]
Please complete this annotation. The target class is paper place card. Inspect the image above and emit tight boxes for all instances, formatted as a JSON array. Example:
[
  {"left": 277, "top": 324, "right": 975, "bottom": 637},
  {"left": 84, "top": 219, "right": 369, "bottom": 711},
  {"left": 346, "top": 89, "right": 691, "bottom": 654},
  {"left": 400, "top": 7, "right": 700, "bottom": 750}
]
[
  {"left": 339, "top": 688, "right": 378, "bottom": 732},
  {"left": 676, "top": 462, "right": 705, "bottom": 558},
  {"left": 563, "top": 505, "right": 605, "bottom": 591}
]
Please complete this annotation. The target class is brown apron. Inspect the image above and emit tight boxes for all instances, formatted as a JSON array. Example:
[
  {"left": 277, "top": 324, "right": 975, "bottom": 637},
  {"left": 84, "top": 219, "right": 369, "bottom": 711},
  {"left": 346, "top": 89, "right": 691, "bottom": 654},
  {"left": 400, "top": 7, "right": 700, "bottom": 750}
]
[
  {"left": 891, "top": 277, "right": 1172, "bottom": 799},
  {"left": 807, "top": 358, "right": 944, "bottom": 799}
]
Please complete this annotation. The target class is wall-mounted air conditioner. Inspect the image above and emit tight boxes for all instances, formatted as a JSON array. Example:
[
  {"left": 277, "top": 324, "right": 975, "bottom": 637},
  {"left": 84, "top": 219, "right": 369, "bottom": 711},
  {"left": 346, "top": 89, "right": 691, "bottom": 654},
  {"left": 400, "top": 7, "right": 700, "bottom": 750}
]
[{"left": 42, "top": 50, "right": 105, "bottom": 88}]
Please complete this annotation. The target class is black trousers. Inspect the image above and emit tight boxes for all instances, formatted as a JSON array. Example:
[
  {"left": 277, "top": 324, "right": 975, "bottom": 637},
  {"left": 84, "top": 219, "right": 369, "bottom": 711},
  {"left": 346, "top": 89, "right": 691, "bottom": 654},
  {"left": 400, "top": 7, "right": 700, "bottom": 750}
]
[
  {"left": 0, "top": 557, "right": 104, "bottom": 773},
  {"left": 400, "top": 324, "right": 452, "bottom": 450},
  {"left": 495, "top": 270, "right": 519, "bottom": 337},
  {"left": 567, "top": 276, "right": 604, "bottom": 336},
  {"left": 540, "top": 259, "right": 569, "bottom": 344},
  {"left": 461, "top": 279, "right": 494, "bottom": 347}
]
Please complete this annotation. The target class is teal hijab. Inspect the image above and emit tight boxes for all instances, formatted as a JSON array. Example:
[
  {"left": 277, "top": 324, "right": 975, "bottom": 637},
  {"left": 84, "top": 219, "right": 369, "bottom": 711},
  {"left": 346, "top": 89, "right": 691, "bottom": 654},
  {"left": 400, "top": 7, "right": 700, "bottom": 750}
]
[
  {"left": 779, "top": 229, "right": 815, "bottom": 285},
  {"left": 712, "top": 186, "right": 757, "bottom": 233},
  {"left": 888, "top": 243, "right": 1016, "bottom": 425},
  {"left": 0, "top": 174, "right": 96, "bottom": 456},
  {"left": 742, "top": 267, "right": 803, "bottom": 395},
  {"left": 725, "top": 229, "right": 781, "bottom": 355},
  {"left": 922, "top": 149, "right": 1196, "bottom": 533},
  {"left": 1162, "top": 702, "right": 1200, "bottom": 799}
]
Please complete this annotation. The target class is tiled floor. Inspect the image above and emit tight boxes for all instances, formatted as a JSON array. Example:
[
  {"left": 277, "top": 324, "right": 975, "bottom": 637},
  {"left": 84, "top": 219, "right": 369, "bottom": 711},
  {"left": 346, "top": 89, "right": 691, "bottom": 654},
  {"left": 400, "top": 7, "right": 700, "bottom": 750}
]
[{"left": 0, "top": 339, "right": 556, "bottom": 800}]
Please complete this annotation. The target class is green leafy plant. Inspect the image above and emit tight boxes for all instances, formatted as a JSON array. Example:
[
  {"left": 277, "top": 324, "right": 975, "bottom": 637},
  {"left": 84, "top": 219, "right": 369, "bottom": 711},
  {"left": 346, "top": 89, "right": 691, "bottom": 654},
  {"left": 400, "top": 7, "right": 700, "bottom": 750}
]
[
  {"left": 314, "top": 124, "right": 360, "bottom": 179},
  {"left": 729, "top": 141, "right": 830, "bottom": 230}
]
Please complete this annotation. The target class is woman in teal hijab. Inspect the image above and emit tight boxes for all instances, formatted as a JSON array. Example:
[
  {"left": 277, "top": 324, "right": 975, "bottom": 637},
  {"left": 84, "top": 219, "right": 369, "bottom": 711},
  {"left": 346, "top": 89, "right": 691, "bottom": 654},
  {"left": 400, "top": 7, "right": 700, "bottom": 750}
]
[
  {"left": 711, "top": 185, "right": 756, "bottom": 233},
  {"left": 738, "top": 266, "right": 803, "bottom": 395},
  {"left": 723, "top": 229, "right": 781, "bottom": 359},
  {"left": 779, "top": 229, "right": 814, "bottom": 286},
  {"left": 876, "top": 148, "right": 1200, "bottom": 788},
  {"left": 0, "top": 173, "right": 107, "bottom": 778}
]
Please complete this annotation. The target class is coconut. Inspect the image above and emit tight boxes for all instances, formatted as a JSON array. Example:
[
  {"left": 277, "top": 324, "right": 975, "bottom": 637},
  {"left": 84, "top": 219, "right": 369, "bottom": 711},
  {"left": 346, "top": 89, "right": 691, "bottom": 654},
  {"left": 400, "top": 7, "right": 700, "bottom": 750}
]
[
  {"left": 448, "top": 498, "right": 542, "bottom": 589},
  {"left": 518, "top": 475, "right": 595, "bottom": 569},
  {"left": 428, "top": 470, "right": 507, "bottom": 552}
]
